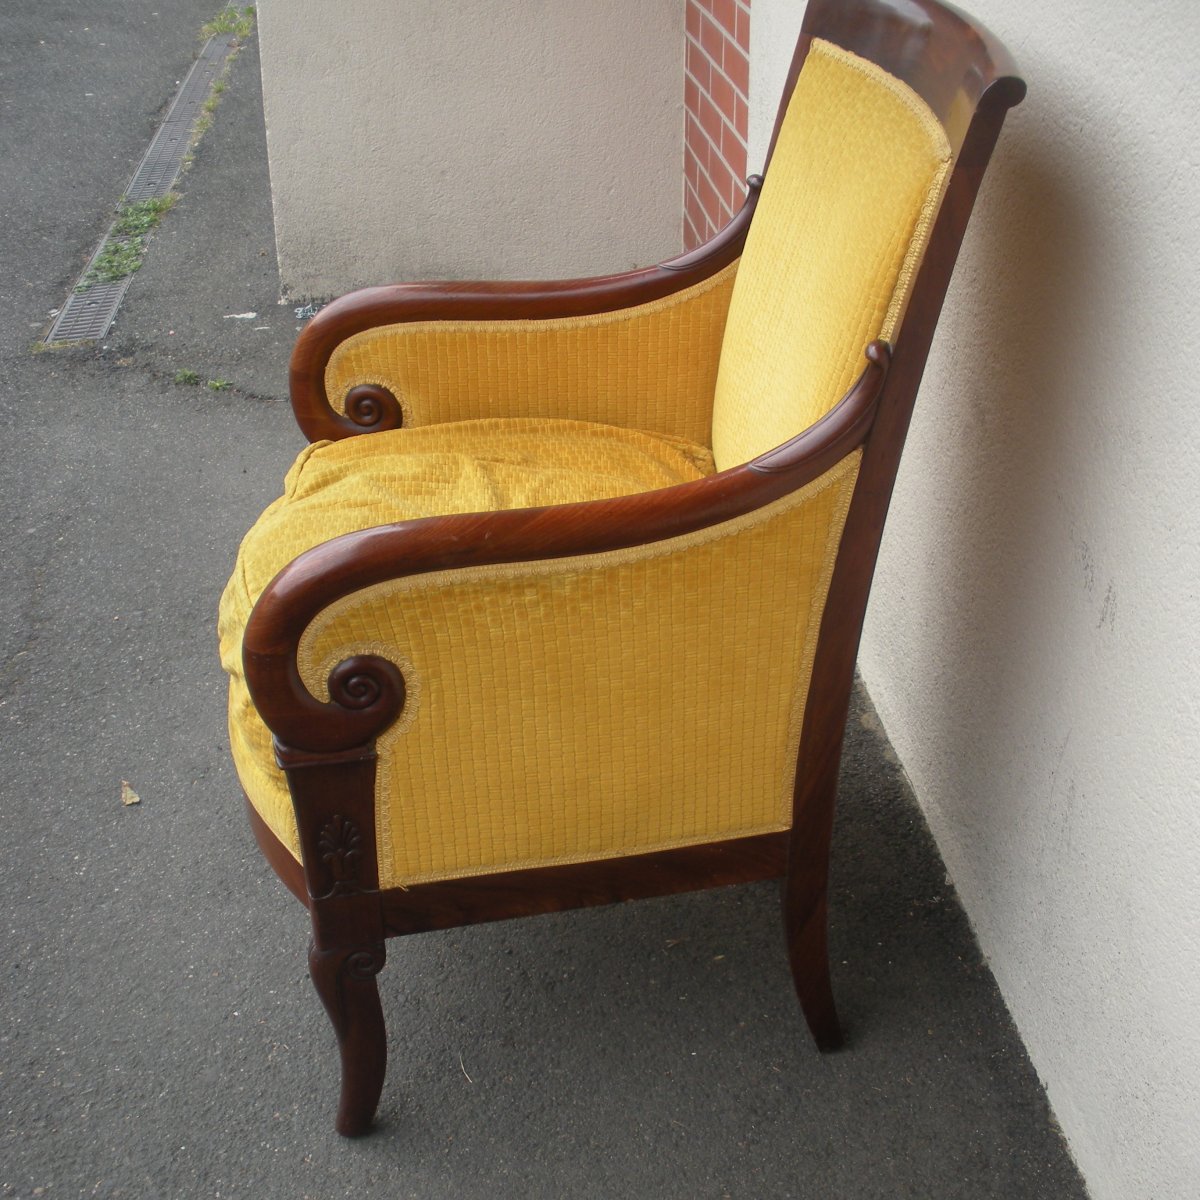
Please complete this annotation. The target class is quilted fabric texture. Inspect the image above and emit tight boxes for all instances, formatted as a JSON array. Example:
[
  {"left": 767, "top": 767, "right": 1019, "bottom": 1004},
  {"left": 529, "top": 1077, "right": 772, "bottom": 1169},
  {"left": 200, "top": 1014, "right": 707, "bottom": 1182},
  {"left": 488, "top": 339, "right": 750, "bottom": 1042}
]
[
  {"left": 220, "top": 416, "right": 719, "bottom": 871},
  {"left": 220, "top": 39, "right": 949, "bottom": 888},
  {"left": 221, "top": 418, "right": 715, "bottom": 611},
  {"left": 323, "top": 263, "right": 738, "bottom": 447},
  {"left": 711, "top": 39, "right": 951, "bottom": 469},
  {"left": 224, "top": 445, "right": 860, "bottom": 886}
]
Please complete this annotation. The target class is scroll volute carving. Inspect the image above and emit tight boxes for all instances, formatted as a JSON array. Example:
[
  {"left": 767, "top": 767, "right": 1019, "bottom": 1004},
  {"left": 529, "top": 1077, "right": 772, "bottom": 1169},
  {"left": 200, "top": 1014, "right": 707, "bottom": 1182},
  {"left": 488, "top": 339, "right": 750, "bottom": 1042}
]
[
  {"left": 250, "top": 652, "right": 407, "bottom": 756},
  {"left": 344, "top": 384, "right": 402, "bottom": 433}
]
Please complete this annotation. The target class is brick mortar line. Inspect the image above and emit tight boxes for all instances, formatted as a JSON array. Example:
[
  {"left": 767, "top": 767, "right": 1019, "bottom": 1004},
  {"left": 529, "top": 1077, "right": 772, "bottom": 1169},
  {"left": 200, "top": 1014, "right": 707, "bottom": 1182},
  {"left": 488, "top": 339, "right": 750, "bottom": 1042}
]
[
  {"left": 692, "top": 8, "right": 749, "bottom": 76},
  {"left": 685, "top": 144, "right": 743, "bottom": 224},
  {"left": 688, "top": 24, "right": 750, "bottom": 83},
  {"left": 685, "top": 62, "right": 750, "bottom": 143},
  {"left": 685, "top": 113, "right": 749, "bottom": 201},
  {"left": 685, "top": 104, "right": 748, "bottom": 172},
  {"left": 687, "top": 49, "right": 750, "bottom": 110},
  {"left": 681, "top": 194, "right": 705, "bottom": 248},
  {"left": 683, "top": 162, "right": 738, "bottom": 231},
  {"left": 686, "top": 106, "right": 749, "bottom": 169}
]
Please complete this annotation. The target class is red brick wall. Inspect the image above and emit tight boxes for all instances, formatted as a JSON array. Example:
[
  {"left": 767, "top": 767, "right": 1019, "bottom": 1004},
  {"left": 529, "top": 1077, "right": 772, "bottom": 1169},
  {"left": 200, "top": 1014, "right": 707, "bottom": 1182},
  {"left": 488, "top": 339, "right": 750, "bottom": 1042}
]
[{"left": 684, "top": 0, "right": 750, "bottom": 251}]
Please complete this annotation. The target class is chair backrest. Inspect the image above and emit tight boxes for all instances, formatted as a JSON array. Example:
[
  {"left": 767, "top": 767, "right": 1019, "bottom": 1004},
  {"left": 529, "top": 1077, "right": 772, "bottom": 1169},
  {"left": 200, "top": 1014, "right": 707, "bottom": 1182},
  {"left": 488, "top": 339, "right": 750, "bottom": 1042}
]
[{"left": 710, "top": 0, "right": 1019, "bottom": 471}]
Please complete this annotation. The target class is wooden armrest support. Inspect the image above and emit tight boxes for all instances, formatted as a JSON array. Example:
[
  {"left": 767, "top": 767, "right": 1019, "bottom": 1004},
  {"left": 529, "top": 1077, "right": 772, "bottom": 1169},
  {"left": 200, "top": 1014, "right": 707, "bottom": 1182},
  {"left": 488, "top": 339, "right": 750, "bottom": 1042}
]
[
  {"left": 244, "top": 338, "right": 888, "bottom": 753},
  {"left": 289, "top": 179, "right": 762, "bottom": 443}
]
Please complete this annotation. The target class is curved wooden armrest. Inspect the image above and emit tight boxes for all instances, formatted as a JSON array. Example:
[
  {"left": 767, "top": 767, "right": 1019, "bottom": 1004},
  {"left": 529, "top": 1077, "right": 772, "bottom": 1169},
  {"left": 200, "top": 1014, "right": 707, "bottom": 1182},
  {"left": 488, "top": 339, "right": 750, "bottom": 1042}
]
[
  {"left": 244, "top": 338, "right": 889, "bottom": 753},
  {"left": 290, "top": 178, "right": 763, "bottom": 443}
]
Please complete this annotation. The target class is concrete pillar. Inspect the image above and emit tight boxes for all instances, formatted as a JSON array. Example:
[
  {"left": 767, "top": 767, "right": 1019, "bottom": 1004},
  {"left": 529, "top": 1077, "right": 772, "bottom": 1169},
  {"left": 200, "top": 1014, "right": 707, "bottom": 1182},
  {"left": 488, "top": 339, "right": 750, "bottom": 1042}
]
[{"left": 256, "top": 0, "right": 685, "bottom": 298}]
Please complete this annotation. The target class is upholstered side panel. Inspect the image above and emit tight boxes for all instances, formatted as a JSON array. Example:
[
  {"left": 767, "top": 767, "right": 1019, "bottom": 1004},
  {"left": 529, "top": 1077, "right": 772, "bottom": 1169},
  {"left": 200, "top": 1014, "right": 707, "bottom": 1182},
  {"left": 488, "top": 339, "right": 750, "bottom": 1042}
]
[
  {"left": 711, "top": 40, "right": 951, "bottom": 469},
  {"left": 219, "top": 417, "right": 717, "bottom": 869},
  {"left": 223, "top": 453, "right": 859, "bottom": 887},
  {"left": 322, "top": 264, "right": 738, "bottom": 446}
]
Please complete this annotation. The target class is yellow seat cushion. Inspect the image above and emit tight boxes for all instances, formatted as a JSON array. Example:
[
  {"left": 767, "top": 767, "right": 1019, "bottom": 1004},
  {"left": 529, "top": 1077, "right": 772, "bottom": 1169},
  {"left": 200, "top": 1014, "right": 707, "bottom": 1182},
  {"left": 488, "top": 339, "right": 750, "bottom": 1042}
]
[
  {"left": 219, "top": 416, "right": 717, "bottom": 869},
  {"left": 222, "top": 417, "right": 714, "bottom": 610}
]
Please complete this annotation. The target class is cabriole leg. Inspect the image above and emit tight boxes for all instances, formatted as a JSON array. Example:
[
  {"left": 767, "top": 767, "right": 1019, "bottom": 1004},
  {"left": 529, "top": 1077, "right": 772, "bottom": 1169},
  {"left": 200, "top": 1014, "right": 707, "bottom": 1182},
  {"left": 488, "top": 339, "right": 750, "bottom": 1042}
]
[
  {"left": 276, "top": 733, "right": 396, "bottom": 1138},
  {"left": 308, "top": 940, "right": 388, "bottom": 1136}
]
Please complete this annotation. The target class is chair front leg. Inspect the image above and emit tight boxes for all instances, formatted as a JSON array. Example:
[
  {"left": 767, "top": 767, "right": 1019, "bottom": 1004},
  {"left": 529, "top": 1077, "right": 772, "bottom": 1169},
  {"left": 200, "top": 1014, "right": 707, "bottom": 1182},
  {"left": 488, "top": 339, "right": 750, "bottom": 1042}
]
[
  {"left": 308, "top": 938, "right": 388, "bottom": 1136},
  {"left": 277, "top": 746, "right": 391, "bottom": 1135}
]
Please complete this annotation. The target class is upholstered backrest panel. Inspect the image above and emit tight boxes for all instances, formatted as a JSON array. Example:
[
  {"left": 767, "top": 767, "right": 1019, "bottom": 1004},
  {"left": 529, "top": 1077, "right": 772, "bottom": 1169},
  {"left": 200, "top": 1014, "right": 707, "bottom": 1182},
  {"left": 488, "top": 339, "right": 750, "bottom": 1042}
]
[{"left": 711, "top": 39, "right": 951, "bottom": 470}]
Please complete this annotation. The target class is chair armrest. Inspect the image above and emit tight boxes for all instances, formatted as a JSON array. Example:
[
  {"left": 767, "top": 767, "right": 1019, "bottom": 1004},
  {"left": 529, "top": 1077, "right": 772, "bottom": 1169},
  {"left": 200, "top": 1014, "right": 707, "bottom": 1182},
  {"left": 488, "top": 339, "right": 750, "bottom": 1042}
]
[
  {"left": 244, "top": 339, "right": 887, "bottom": 755},
  {"left": 241, "top": 344, "right": 885, "bottom": 886},
  {"left": 289, "top": 181, "right": 761, "bottom": 445}
]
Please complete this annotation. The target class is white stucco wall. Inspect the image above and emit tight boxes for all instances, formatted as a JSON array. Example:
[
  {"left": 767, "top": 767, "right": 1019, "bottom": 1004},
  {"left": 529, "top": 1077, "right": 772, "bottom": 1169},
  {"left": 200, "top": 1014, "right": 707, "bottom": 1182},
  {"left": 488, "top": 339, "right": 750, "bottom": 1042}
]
[
  {"left": 256, "top": 1, "right": 684, "bottom": 297},
  {"left": 745, "top": 2, "right": 1200, "bottom": 1198},
  {"left": 746, "top": 0, "right": 805, "bottom": 173}
]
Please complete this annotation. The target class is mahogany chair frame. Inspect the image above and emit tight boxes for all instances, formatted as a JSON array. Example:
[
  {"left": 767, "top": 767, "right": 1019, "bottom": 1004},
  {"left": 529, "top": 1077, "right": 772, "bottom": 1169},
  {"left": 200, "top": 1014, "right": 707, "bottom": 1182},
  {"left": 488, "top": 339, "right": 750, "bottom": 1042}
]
[{"left": 237, "top": 0, "right": 1024, "bottom": 1135}]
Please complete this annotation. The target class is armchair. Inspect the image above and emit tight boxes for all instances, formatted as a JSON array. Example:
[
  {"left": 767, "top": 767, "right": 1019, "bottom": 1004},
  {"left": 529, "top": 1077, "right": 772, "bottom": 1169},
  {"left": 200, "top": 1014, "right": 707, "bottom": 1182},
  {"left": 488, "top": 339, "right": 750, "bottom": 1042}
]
[{"left": 219, "top": 0, "right": 1024, "bottom": 1135}]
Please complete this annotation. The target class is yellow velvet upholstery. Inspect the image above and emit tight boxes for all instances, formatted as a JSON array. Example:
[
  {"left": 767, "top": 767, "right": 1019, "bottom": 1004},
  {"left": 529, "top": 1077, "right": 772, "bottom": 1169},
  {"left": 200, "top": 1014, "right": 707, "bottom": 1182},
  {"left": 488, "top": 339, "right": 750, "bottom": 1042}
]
[
  {"left": 223, "top": 418, "right": 714, "bottom": 606},
  {"left": 711, "top": 40, "right": 951, "bottom": 469},
  {"left": 324, "top": 263, "right": 739, "bottom": 446},
  {"left": 222, "top": 449, "right": 859, "bottom": 886},
  {"left": 221, "top": 39, "right": 951, "bottom": 889},
  {"left": 220, "top": 417, "right": 717, "bottom": 873}
]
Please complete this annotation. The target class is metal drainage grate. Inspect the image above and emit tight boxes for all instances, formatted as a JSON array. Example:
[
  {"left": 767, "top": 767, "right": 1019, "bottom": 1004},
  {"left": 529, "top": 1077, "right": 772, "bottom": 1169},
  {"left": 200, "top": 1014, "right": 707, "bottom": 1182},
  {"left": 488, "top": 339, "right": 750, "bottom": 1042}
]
[
  {"left": 124, "top": 32, "right": 236, "bottom": 201},
  {"left": 47, "top": 279, "right": 135, "bottom": 343},
  {"left": 46, "top": 32, "right": 238, "bottom": 344}
]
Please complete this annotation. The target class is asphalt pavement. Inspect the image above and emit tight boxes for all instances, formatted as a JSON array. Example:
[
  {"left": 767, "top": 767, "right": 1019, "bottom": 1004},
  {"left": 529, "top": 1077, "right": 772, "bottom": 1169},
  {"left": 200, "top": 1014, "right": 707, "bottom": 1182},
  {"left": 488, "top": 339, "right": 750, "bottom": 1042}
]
[{"left": 0, "top": 8, "right": 1088, "bottom": 1199}]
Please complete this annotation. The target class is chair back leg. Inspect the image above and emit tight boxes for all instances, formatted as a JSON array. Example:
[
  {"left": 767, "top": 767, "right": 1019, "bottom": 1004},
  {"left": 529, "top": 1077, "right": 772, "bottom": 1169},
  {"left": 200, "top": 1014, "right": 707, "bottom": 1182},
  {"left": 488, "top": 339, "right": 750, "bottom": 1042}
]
[
  {"left": 784, "top": 706, "right": 849, "bottom": 1051},
  {"left": 783, "top": 871, "right": 844, "bottom": 1051}
]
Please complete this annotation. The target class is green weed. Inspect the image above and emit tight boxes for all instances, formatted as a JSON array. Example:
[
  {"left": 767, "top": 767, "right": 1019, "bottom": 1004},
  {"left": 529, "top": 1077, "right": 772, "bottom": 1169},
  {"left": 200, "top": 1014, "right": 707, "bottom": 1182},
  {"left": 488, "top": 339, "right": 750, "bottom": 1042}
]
[
  {"left": 202, "top": 6, "right": 255, "bottom": 39},
  {"left": 112, "top": 194, "right": 177, "bottom": 239},
  {"left": 76, "top": 239, "right": 144, "bottom": 290},
  {"left": 75, "top": 195, "right": 181, "bottom": 291}
]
